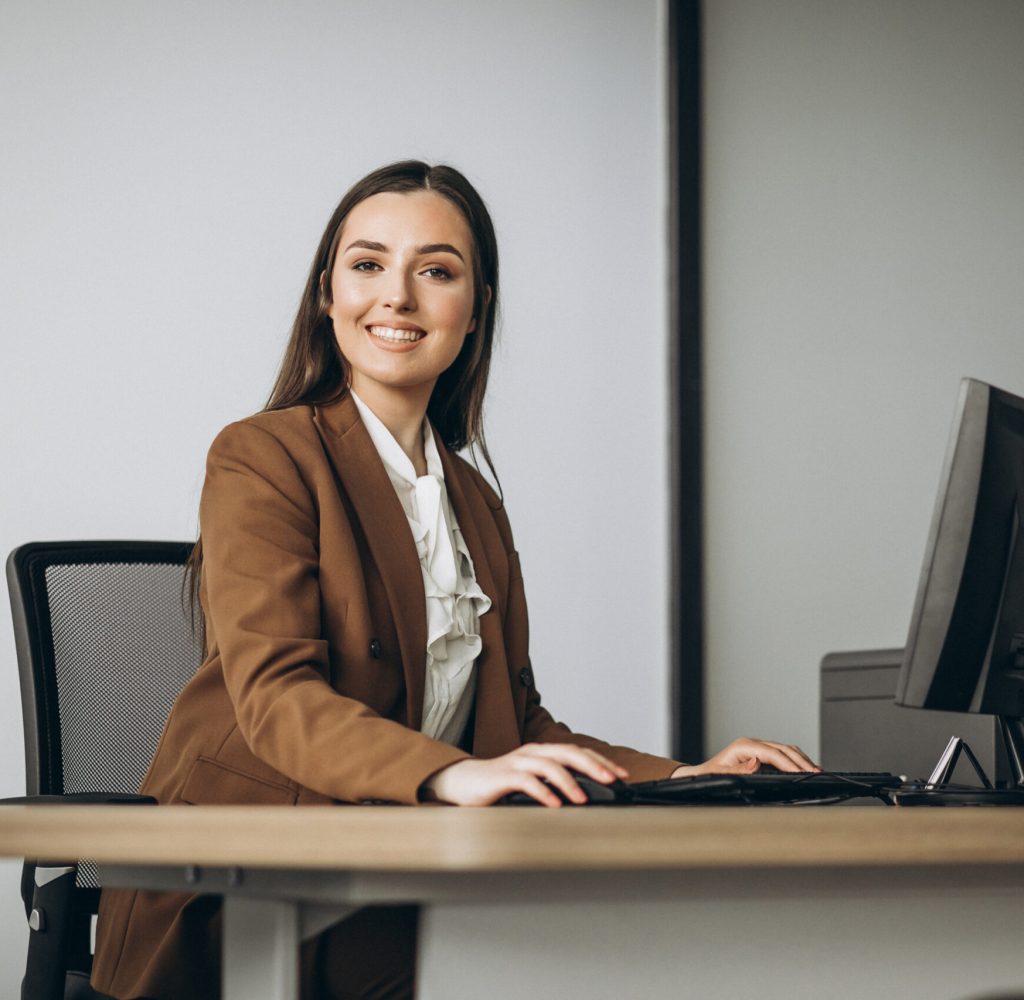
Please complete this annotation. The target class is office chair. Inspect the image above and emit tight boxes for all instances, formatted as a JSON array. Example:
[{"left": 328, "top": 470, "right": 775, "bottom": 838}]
[{"left": 3, "top": 541, "right": 202, "bottom": 1000}]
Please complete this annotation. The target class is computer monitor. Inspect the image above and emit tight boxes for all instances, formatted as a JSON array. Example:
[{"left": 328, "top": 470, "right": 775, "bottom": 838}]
[{"left": 895, "top": 378, "right": 1024, "bottom": 790}]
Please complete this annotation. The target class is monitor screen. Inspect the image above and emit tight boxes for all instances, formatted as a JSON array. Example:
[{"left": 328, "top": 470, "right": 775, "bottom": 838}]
[{"left": 896, "top": 378, "right": 1024, "bottom": 783}]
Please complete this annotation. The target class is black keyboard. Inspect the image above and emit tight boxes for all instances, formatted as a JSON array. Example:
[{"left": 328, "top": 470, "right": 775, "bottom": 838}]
[
  {"left": 500, "top": 771, "right": 905, "bottom": 806},
  {"left": 629, "top": 771, "right": 904, "bottom": 805}
]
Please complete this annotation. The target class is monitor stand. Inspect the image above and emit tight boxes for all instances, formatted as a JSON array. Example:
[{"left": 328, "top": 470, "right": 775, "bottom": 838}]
[{"left": 891, "top": 719, "right": 1024, "bottom": 805}]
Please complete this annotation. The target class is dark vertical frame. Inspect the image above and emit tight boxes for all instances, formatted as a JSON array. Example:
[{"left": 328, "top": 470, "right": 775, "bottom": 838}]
[{"left": 668, "top": 0, "right": 704, "bottom": 762}]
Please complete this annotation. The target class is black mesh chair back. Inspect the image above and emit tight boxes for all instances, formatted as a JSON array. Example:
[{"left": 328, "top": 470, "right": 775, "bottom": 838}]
[{"left": 6, "top": 540, "right": 202, "bottom": 1000}]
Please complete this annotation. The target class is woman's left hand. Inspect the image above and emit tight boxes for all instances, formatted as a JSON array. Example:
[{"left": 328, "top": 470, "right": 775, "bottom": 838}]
[{"left": 670, "top": 737, "right": 819, "bottom": 778}]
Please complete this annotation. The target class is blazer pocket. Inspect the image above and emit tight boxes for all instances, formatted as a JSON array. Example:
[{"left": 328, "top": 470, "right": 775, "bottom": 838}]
[{"left": 180, "top": 755, "right": 299, "bottom": 806}]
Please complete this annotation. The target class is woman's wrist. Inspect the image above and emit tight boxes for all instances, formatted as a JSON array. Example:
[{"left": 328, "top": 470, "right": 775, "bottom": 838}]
[{"left": 418, "top": 759, "right": 471, "bottom": 804}]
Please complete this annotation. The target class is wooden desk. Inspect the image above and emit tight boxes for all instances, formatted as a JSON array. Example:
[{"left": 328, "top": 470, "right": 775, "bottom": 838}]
[{"left": 3, "top": 805, "right": 1024, "bottom": 999}]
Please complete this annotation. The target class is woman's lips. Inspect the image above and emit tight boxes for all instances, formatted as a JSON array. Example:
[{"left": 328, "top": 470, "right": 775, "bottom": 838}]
[
  {"left": 367, "top": 324, "right": 425, "bottom": 343},
  {"left": 366, "top": 324, "right": 426, "bottom": 352}
]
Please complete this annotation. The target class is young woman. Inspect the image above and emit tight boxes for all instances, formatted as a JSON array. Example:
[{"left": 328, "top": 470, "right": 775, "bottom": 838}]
[{"left": 91, "top": 161, "right": 816, "bottom": 1000}]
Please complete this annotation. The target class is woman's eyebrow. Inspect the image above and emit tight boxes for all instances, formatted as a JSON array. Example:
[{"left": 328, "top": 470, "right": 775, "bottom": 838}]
[
  {"left": 417, "top": 242, "right": 464, "bottom": 261},
  {"left": 345, "top": 239, "right": 387, "bottom": 253},
  {"left": 343, "top": 239, "right": 465, "bottom": 262}
]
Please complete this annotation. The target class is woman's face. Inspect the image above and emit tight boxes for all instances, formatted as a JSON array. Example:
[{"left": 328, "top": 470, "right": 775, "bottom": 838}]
[{"left": 327, "top": 190, "right": 478, "bottom": 410}]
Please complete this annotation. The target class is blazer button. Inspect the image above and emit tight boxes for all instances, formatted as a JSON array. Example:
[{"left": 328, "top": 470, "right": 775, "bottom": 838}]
[
  {"left": 519, "top": 666, "right": 534, "bottom": 688},
  {"left": 370, "top": 639, "right": 382, "bottom": 659}
]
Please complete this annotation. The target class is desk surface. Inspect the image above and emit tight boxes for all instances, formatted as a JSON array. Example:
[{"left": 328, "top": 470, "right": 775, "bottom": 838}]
[{"left": 3, "top": 803, "right": 1024, "bottom": 872}]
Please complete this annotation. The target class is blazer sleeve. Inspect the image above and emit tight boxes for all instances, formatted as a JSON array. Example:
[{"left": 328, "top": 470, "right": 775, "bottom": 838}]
[
  {"left": 491, "top": 504, "right": 683, "bottom": 784},
  {"left": 199, "top": 419, "right": 470, "bottom": 804}
]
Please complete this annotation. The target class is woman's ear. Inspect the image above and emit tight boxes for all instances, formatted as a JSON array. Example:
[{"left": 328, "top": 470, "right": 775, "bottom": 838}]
[{"left": 318, "top": 269, "right": 331, "bottom": 308}]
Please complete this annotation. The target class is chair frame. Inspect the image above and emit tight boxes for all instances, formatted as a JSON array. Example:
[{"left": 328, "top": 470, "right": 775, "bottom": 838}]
[{"left": 5, "top": 540, "right": 195, "bottom": 1000}]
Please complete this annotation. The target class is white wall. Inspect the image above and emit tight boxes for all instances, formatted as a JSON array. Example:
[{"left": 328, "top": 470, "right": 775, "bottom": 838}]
[
  {"left": 703, "top": 0, "right": 1024, "bottom": 757},
  {"left": 0, "top": 0, "right": 668, "bottom": 987}
]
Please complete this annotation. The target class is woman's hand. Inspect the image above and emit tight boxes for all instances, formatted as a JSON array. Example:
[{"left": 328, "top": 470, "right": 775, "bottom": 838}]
[
  {"left": 670, "top": 737, "right": 819, "bottom": 779},
  {"left": 421, "top": 743, "right": 630, "bottom": 807}
]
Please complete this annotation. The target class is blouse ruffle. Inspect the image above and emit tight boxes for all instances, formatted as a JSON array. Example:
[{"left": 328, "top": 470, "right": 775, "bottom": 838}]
[
  {"left": 349, "top": 390, "right": 491, "bottom": 746},
  {"left": 409, "top": 473, "right": 491, "bottom": 743}
]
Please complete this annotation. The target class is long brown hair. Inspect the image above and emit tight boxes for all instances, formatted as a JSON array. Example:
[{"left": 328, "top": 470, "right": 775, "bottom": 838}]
[{"left": 186, "top": 161, "right": 502, "bottom": 629}]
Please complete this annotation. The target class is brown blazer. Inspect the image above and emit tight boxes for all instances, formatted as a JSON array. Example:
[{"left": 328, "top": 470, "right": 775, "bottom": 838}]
[{"left": 91, "top": 394, "right": 678, "bottom": 999}]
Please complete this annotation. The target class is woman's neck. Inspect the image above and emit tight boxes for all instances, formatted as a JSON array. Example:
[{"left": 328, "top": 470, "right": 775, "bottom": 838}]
[{"left": 351, "top": 380, "right": 433, "bottom": 476}]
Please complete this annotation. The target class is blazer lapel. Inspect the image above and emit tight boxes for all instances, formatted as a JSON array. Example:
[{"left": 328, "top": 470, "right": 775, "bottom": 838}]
[
  {"left": 438, "top": 438, "right": 521, "bottom": 758},
  {"left": 314, "top": 395, "right": 427, "bottom": 730}
]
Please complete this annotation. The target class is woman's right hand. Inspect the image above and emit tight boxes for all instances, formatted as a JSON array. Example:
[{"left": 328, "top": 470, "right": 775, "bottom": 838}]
[{"left": 420, "top": 743, "right": 630, "bottom": 807}]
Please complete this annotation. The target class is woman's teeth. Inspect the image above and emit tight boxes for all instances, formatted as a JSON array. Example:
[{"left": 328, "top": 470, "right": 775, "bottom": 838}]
[{"left": 368, "top": 325, "right": 424, "bottom": 343}]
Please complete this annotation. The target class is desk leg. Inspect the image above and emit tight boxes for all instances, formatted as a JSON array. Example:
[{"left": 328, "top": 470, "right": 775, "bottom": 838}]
[{"left": 222, "top": 897, "right": 299, "bottom": 1000}]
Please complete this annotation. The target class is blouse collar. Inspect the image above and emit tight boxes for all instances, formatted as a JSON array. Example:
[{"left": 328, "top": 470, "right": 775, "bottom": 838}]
[{"left": 349, "top": 389, "right": 444, "bottom": 485}]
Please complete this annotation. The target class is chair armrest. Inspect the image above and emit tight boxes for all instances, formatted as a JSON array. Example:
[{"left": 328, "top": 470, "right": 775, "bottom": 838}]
[{"left": 0, "top": 793, "right": 157, "bottom": 805}]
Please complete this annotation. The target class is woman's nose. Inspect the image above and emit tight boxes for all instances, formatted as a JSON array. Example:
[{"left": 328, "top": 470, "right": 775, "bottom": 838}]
[{"left": 383, "top": 270, "right": 416, "bottom": 312}]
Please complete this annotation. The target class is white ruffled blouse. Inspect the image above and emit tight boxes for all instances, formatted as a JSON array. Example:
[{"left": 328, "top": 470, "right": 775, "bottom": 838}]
[{"left": 350, "top": 391, "right": 492, "bottom": 746}]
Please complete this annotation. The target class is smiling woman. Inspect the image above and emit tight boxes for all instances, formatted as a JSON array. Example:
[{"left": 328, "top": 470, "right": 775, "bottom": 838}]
[
  {"left": 88, "top": 161, "right": 816, "bottom": 1000},
  {"left": 327, "top": 191, "right": 482, "bottom": 461}
]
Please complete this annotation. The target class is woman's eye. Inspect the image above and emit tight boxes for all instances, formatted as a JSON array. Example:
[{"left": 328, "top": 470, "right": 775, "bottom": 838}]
[
  {"left": 353, "top": 260, "right": 381, "bottom": 273},
  {"left": 422, "top": 266, "right": 452, "bottom": 281}
]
